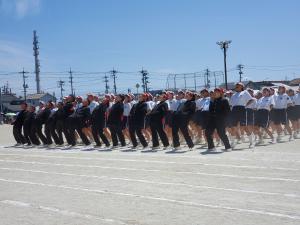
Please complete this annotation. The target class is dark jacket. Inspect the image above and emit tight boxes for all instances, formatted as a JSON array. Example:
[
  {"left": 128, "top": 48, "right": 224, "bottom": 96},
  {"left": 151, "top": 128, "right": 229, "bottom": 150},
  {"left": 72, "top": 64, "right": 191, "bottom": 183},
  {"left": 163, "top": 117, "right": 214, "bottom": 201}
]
[
  {"left": 107, "top": 102, "right": 124, "bottom": 126},
  {"left": 149, "top": 101, "right": 168, "bottom": 122},
  {"left": 129, "top": 101, "right": 148, "bottom": 126},
  {"left": 73, "top": 106, "right": 91, "bottom": 127},
  {"left": 91, "top": 103, "right": 108, "bottom": 126},
  {"left": 173, "top": 100, "right": 196, "bottom": 122},
  {"left": 53, "top": 108, "right": 64, "bottom": 121},
  {"left": 24, "top": 111, "right": 36, "bottom": 129},
  {"left": 209, "top": 97, "right": 230, "bottom": 121},
  {"left": 12, "top": 109, "right": 27, "bottom": 127},
  {"left": 35, "top": 108, "right": 51, "bottom": 124},
  {"left": 63, "top": 102, "right": 74, "bottom": 119}
]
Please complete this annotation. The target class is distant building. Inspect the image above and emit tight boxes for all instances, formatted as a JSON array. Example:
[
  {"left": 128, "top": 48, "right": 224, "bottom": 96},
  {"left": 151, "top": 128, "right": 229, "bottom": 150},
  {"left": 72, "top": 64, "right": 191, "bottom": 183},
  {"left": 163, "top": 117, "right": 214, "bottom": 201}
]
[
  {"left": 26, "top": 93, "right": 56, "bottom": 106},
  {"left": 289, "top": 78, "right": 300, "bottom": 86},
  {"left": 0, "top": 92, "right": 23, "bottom": 113}
]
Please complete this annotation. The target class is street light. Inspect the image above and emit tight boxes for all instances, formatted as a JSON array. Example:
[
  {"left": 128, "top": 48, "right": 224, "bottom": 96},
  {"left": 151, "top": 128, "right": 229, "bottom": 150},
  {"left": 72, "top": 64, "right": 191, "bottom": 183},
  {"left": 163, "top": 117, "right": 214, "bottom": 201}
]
[{"left": 217, "top": 40, "right": 232, "bottom": 90}]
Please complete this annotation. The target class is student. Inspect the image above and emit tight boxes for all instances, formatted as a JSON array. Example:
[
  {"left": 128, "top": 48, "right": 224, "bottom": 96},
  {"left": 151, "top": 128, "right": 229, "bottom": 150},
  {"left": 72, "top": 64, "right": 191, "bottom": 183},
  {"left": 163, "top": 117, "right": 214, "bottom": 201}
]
[
  {"left": 172, "top": 91, "right": 196, "bottom": 150},
  {"left": 205, "top": 88, "right": 231, "bottom": 151},
  {"left": 254, "top": 87, "right": 276, "bottom": 144},
  {"left": 34, "top": 101, "right": 52, "bottom": 145},
  {"left": 128, "top": 93, "right": 148, "bottom": 149},
  {"left": 12, "top": 102, "right": 27, "bottom": 146},
  {"left": 149, "top": 93, "right": 169, "bottom": 150},
  {"left": 23, "top": 105, "right": 40, "bottom": 146},
  {"left": 107, "top": 94, "right": 126, "bottom": 148},
  {"left": 62, "top": 95, "right": 75, "bottom": 146},
  {"left": 44, "top": 102, "right": 56, "bottom": 146},
  {"left": 287, "top": 89, "right": 299, "bottom": 139},
  {"left": 122, "top": 94, "right": 132, "bottom": 141},
  {"left": 245, "top": 88, "right": 257, "bottom": 148},
  {"left": 51, "top": 101, "right": 65, "bottom": 146},
  {"left": 91, "top": 98, "right": 110, "bottom": 148},
  {"left": 273, "top": 85, "right": 293, "bottom": 142},
  {"left": 293, "top": 85, "right": 300, "bottom": 137},
  {"left": 230, "top": 82, "right": 254, "bottom": 149},
  {"left": 69, "top": 99, "right": 91, "bottom": 146}
]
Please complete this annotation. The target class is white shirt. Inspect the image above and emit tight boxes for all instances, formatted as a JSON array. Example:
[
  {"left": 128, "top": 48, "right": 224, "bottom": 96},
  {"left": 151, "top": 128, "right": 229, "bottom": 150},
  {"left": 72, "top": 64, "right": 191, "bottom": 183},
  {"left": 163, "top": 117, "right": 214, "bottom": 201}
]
[
  {"left": 293, "top": 93, "right": 300, "bottom": 105},
  {"left": 273, "top": 93, "right": 292, "bottom": 109},
  {"left": 146, "top": 101, "right": 155, "bottom": 111},
  {"left": 230, "top": 90, "right": 252, "bottom": 107},
  {"left": 257, "top": 96, "right": 275, "bottom": 111},
  {"left": 198, "top": 97, "right": 210, "bottom": 111},
  {"left": 88, "top": 101, "right": 99, "bottom": 113},
  {"left": 246, "top": 97, "right": 257, "bottom": 109},
  {"left": 195, "top": 98, "right": 203, "bottom": 111},
  {"left": 167, "top": 99, "right": 178, "bottom": 111},
  {"left": 123, "top": 102, "right": 131, "bottom": 116}
]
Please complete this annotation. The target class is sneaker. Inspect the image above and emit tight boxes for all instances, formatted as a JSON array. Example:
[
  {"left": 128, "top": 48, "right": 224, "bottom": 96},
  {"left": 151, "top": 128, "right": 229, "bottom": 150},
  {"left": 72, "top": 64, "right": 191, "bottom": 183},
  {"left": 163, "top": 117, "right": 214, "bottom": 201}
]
[
  {"left": 188, "top": 146, "right": 194, "bottom": 151},
  {"left": 223, "top": 148, "right": 232, "bottom": 152},
  {"left": 249, "top": 143, "right": 255, "bottom": 149},
  {"left": 163, "top": 146, "right": 169, "bottom": 150},
  {"left": 230, "top": 139, "right": 237, "bottom": 149},
  {"left": 270, "top": 138, "right": 276, "bottom": 144},
  {"left": 152, "top": 146, "right": 160, "bottom": 151},
  {"left": 207, "top": 148, "right": 217, "bottom": 152},
  {"left": 14, "top": 143, "right": 22, "bottom": 147},
  {"left": 293, "top": 132, "right": 299, "bottom": 139},
  {"left": 111, "top": 146, "right": 118, "bottom": 150},
  {"left": 289, "top": 135, "right": 294, "bottom": 142},
  {"left": 172, "top": 146, "right": 181, "bottom": 151},
  {"left": 277, "top": 136, "right": 282, "bottom": 143},
  {"left": 94, "top": 145, "right": 102, "bottom": 149}
]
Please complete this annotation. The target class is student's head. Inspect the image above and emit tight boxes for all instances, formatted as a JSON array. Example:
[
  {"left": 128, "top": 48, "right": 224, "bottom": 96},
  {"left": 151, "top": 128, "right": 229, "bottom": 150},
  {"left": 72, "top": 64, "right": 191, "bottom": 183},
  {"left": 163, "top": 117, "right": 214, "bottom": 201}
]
[
  {"left": 287, "top": 89, "right": 295, "bottom": 97},
  {"left": 278, "top": 86, "right": 286, "bottom": 95},
  {"left": 159, "top": 93, "right": 168, "bottom": 101},
  {"left": 186, "top": 91, "right": 195, "bottom": 101},
  {"left": 20, "top": 102, "right": 27, "bottom": 110},
  {"left": 167, "top": 91, "right": 174, "bottom": 100},
  {"left": 255, "top": 91, "right": 263, "bottom": 99},
  {"left": 177, "top": 90, "right": 185, "bottom": 99},
  {"left": 124, "top": 94, "right": 130, "bottom": 103},
  {"left": 270, "top": 88, "right": 275, "bottom": 95},
  {"left": 82, "top": 99, "right": 89, "bottom": 107},
  {"left": 214, "top": 88, "right": 223, "bottom": 98},
  {"left": 247, "top": 88, "right": 254, "bottom": 97},
  {"left": 235, "top": 82, "right": 244, "bottom": 92},
  {"left": 87, "top": 94, "right": 94, "bottom": 102},
  {"left": 116, "top": 94, "right": 125, "bottom": 103},
  {"left": 262, "top": 87, "right": 271, "bottom": 97},
  {"left": 200, "top": 89, "right": 209, "bottom": 98},
  {"left": 39, "top": 101, "right": 45, "bottom": 108},
  {"left": 57, "top": 101, "right": 64, "bottom": 109},
  {"left": 29, "top": 105, "right": 36, "bottom": 112},
  {"left": 46, "top": 101, "right": 54, "bottom": 109},
  {"left": 76, "top": 96, "right": 83, "bottom": 103},
  {"left": 139, "top": 93, "right": 148, "bottom": 102}
]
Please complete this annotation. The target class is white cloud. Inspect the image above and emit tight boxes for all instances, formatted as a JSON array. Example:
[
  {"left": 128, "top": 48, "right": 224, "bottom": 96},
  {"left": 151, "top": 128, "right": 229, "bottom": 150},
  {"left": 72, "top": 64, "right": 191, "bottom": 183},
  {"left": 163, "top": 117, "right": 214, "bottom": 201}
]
[{"left": 0, "top": 0, "right": 41, "bottom": 18}]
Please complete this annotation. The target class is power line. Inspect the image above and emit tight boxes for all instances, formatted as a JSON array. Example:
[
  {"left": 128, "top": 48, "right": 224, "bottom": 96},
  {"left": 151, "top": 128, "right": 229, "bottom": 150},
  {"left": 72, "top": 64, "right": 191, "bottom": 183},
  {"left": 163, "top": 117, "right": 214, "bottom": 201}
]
[{"left": 19, "top": 68, "right": 29, "bottom": 101}]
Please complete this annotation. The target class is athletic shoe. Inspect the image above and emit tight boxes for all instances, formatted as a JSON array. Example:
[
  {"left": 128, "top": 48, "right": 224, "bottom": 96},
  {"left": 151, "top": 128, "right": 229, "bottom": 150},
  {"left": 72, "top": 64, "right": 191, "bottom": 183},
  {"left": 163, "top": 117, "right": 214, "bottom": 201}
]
[
  {"left": 270, "top": 138, "right": 276, "bottom": 144},
  {"left": 289, "top": 135, "right": 294, "bottom": 142},
  {"left": 230, "top": 139, "right": 237, "bottom": 149},
  {"left": 207, "top": 148, "right": 217, "bottom": 152},
  {"left": 277, "top": 135, "right": 282, "bottom": 143},
  {"left": 94, "top": 145, "right": 102, "bottom": 149},
  {"left": 241, "top": 135, "right": 246, "bottom": 143},
  {"left": 163, "top": 146, "right": 169, "bottom": 150},
  {"left": 188, "top": 146, "right": 194, "bottom": 151},
  {"left": 14, "top": 143, "right": 22, "bottom": 147},
  {"left": 172, "top": 146, "right": 181, "bottom": 151},
  {"left": 152, "top": 146, "right": 160, "bottom": 151},
  {"left": 223, "top": 148, "right": 232, "bottom": 152}
]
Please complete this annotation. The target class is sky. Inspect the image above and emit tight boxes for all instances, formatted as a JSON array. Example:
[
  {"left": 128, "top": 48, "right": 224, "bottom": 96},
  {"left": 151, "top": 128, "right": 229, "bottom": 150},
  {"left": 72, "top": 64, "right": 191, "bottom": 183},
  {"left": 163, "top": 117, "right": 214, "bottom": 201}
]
[{"left": 0, "top": 0, "right": 300, "bottom": 97}]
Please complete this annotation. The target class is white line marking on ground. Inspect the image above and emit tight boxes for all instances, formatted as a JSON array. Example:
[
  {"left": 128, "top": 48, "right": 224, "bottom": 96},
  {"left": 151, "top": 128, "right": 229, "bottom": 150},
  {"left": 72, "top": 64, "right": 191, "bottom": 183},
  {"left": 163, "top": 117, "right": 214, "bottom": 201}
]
[
  {"left": 0, "top": 178, "right": 299, "bottom": 220},
  {"left": 0, "top": 153, "right": 297, "bottom": 171},
  {"left": 0, "top": 159, "right": 299, "bottom": 182},
  {"left": 0, "top": 200, "right": 127, "bottom": 224},
  {"left": 0, "top": 167, "right": 298, "bottom": 198}
]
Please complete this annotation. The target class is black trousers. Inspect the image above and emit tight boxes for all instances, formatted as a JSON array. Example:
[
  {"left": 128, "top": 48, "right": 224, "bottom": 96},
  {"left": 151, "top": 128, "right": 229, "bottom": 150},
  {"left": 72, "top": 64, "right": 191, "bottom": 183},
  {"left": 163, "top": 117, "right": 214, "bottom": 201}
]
[
  {"left": 62, "top": 119, "right": 73, "bottom": 145},
  {"left": 69, "top": 122, "right": 91, "bottom": 146},
  {"left": 53, "top": 120, "right": 64, "bottom": 145},
  {"left": 13, "top": 124, "right": 26, "bottom": 144},
  {"left": 35, "top": 122, "right": 48, "bottom": 145},
  {"left": 172, "top": 120, "right": 194, "bottom": 148},
  {"left": 91, "top": 123, "right": 110, "bottom": 147},
  {"left": 108, "top": 124, "right": 126, "bottom": 147},
  {"left": 129, "top": 124, "right": 148, "bottom": 147},
  {"left": 205, "top": 118, "right": 231, "bottom": 150},
  {"left": 150, "top": 120, "right": 169, "bottom": 147},
  {"left": 29, "top": 125, "right": 41, "bottom": 145},
  {"left": 44, "top": 121, "right": 53, "bottom": 145}
]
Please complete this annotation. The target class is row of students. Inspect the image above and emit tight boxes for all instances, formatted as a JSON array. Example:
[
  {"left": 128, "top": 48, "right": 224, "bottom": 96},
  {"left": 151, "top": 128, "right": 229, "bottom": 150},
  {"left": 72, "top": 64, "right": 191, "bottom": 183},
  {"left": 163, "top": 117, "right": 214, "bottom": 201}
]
[{"left": 12, "top": 84, "right": 300, "bottom": 151}]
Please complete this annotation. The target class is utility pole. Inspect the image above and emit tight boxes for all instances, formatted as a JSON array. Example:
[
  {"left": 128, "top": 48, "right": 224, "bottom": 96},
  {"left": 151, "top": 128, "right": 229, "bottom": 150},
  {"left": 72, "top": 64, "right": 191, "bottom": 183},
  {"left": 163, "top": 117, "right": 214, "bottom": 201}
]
[
  {"left": 193, "top": 73, "right": 197, "bottom": 91},
  {"left": 33, "top": 30, "right": 41, "bottom": 93},
  {"left": 110, "top": 68, "right": 118, "bottom": 94},
  {"left": 103, "top": 73, "right": 109, "bottom": 94},
  {"left": 217, "top": 40, "right": 231, "bottom": 90},
  {"left": 237, "top": 64, "right": 244, "bottom": 82},
  {"left": 68, "top": 67, "right": 74, "bottom": 96},
  {"left": 183, "top": 74, "right": 187, "bottom": 89},
  {"left": 19, "top": 68, "right": 29, "bottom": 101},
  {"left": 135, "top": 83, "right": 140, "bottom": 95},
  {"left": 213, "top": 72, "right": 217, "bottom": 88},
  {"left": 57, "top": 80, "right": 65, "bottom": 100},
  {"left": 140, "top": 69, "right": 149, "bottom": 92},
  {"left": 205, "top": 69, "right": 211, "bottom": 89}
]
